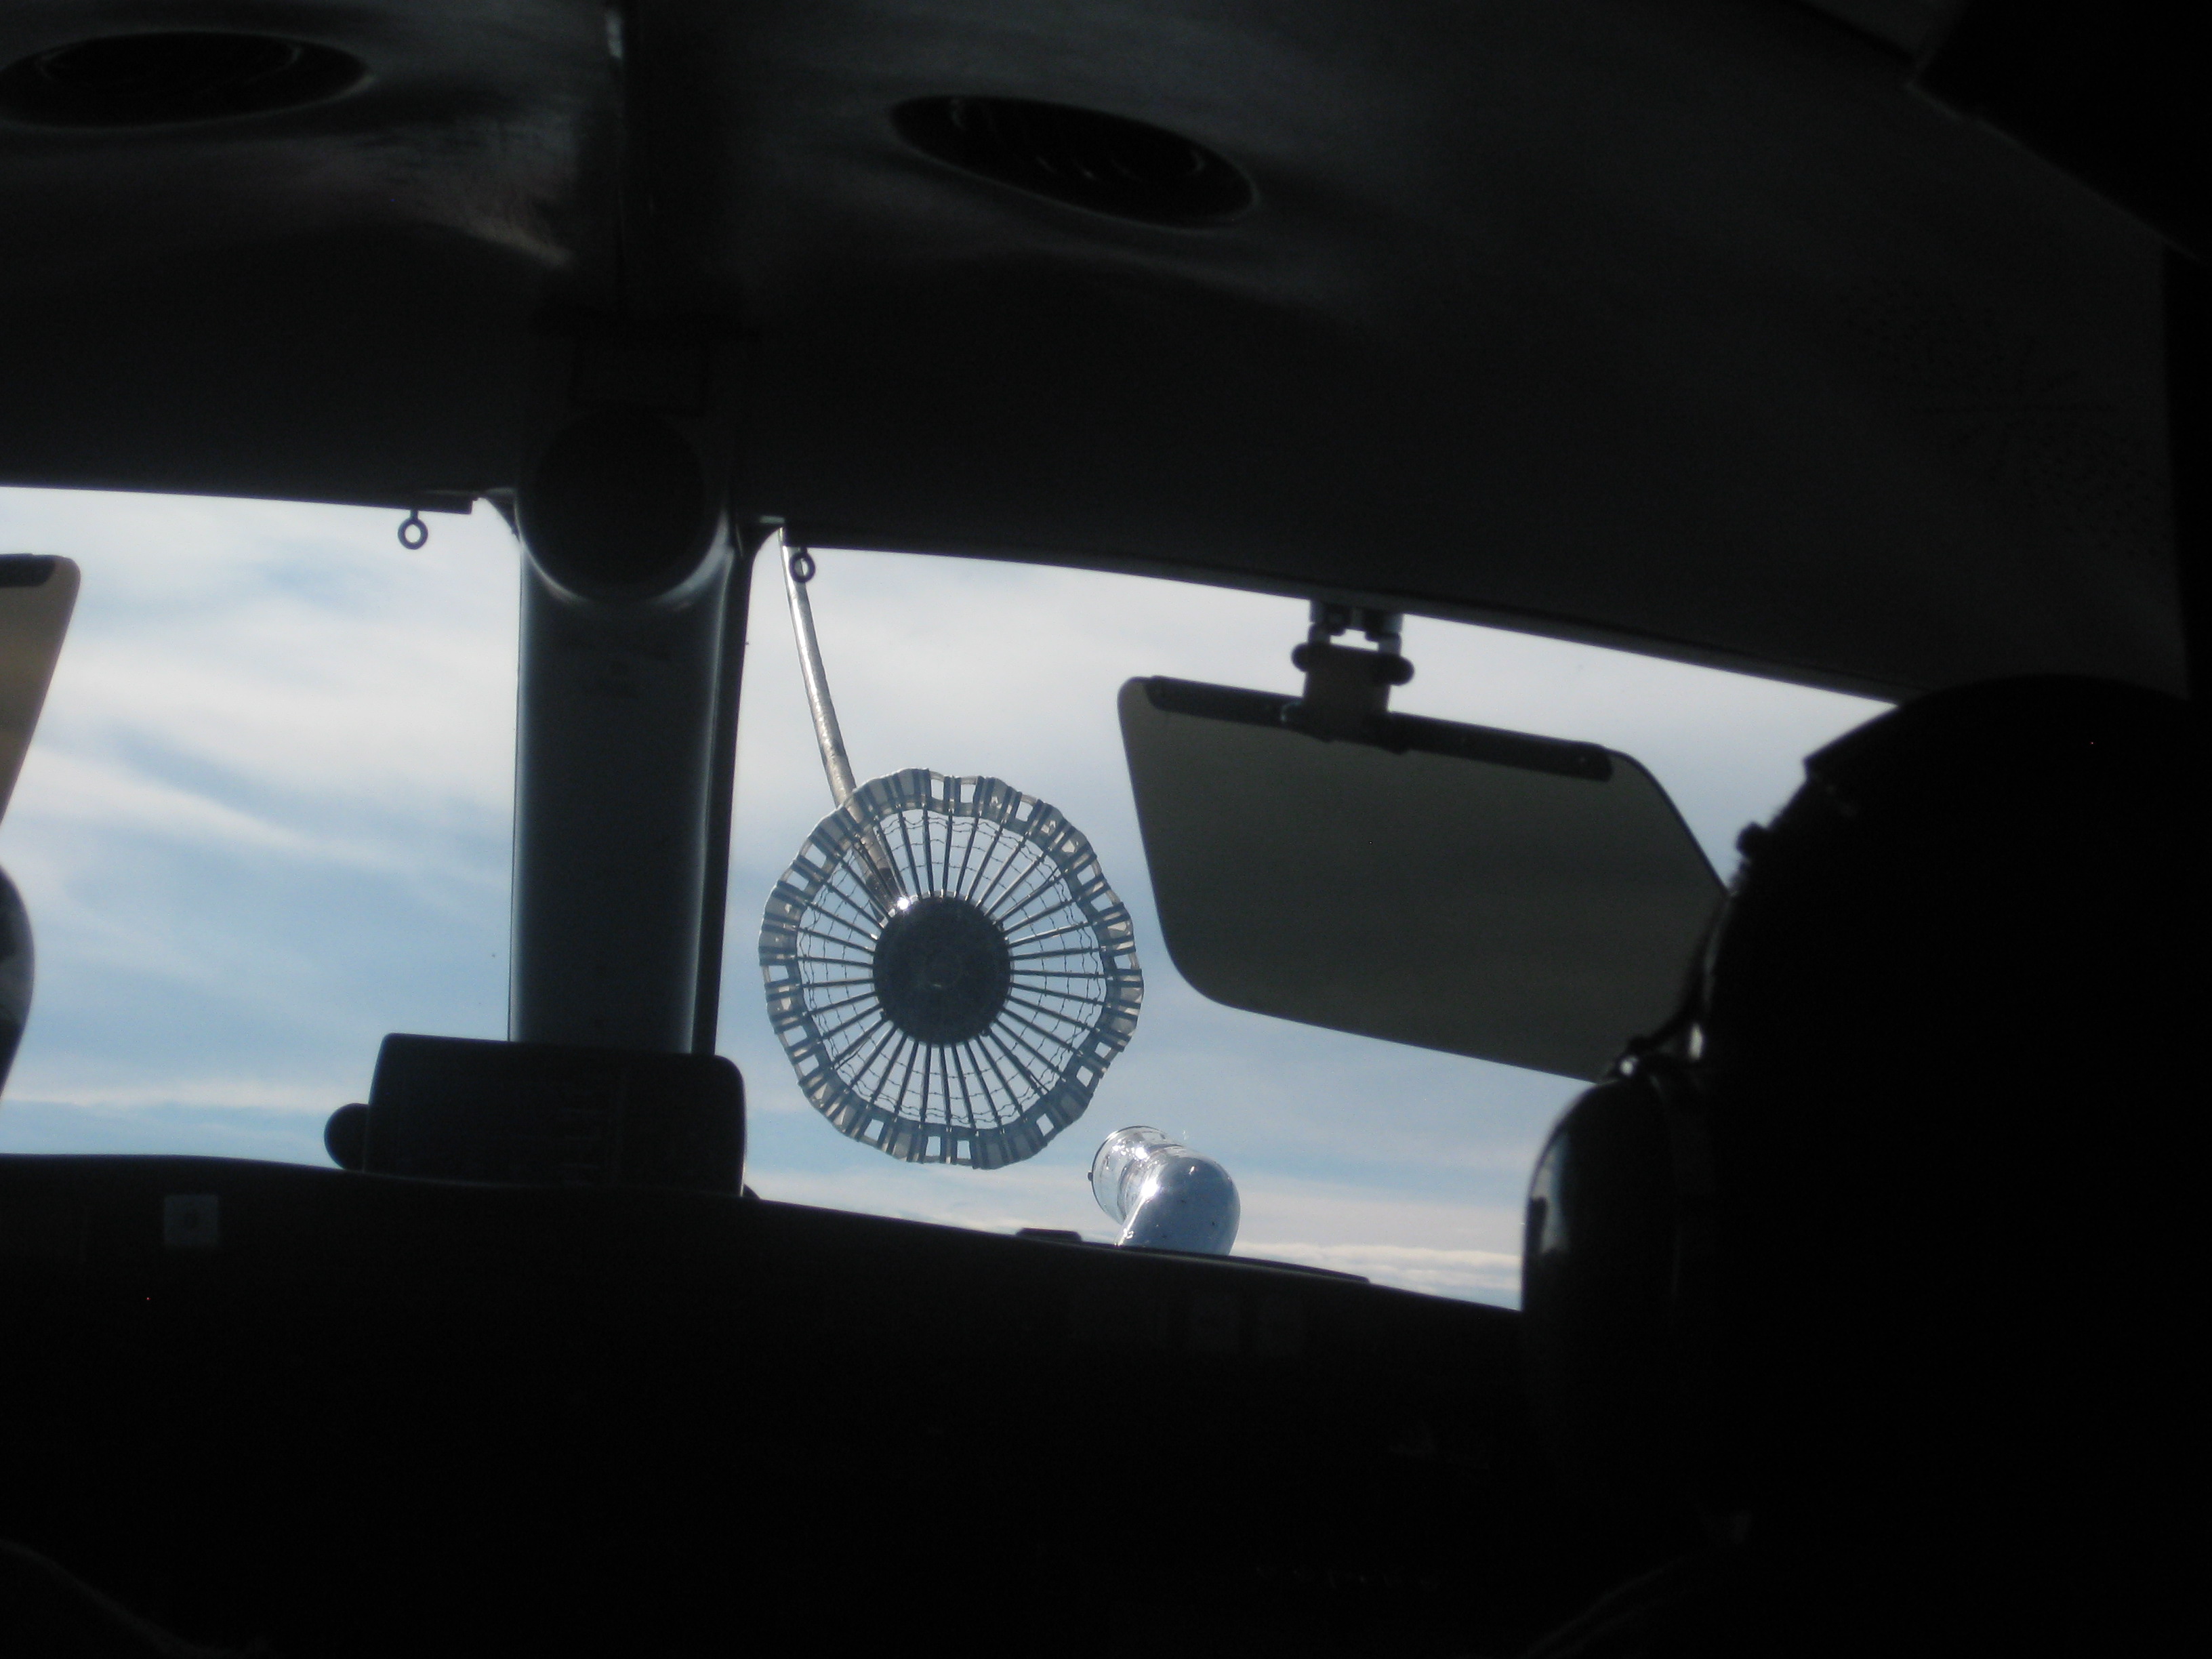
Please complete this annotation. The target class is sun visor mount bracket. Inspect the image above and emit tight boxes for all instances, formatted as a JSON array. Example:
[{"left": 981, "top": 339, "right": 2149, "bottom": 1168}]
[{"left": 1284, "top": 602, "right": 1415, "bottom": 743}]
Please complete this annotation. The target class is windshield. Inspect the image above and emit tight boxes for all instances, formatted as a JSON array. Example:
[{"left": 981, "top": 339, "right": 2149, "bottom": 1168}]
[{"left": 0, "top": 489, "right": 1885, "bottom": 1302}]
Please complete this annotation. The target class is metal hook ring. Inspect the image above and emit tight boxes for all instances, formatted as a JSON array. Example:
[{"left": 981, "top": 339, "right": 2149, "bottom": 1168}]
[
  {"left": 789, "top": 547, "right": 816, "bottom": 583},
  {"left": 397, "top": 510, "right": 429, "bottom": 550}
]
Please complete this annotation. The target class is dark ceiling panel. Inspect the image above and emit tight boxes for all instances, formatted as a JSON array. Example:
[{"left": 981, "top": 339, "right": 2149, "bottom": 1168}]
[
  {"left": 0, "top": 0, "right": 2181, "bottom": 696},
  {"left": 0, "top": 0, "right": 617, "bottom": 502}
]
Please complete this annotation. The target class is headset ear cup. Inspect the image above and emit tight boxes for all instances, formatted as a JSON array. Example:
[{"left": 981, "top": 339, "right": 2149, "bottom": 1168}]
[{"left": 1522, "top": 1076, "right": 1703, "bottom": 1555}]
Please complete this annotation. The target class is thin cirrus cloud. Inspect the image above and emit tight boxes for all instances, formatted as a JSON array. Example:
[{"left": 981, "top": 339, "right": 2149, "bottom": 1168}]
[
  {"left": 1, "top": 487, "right": 518, "bottom": 1116},
  {"left": 0, "top": 489, "right": 1885, "bottom": 1305},
  {"left": 722, "top": 546, "right": 1883, "bottom": 1298}
]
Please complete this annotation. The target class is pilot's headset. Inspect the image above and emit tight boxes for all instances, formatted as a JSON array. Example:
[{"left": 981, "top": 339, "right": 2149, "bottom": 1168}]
[{"left": 1519, "top": 676, "right": 2197, "bottom": 1561}]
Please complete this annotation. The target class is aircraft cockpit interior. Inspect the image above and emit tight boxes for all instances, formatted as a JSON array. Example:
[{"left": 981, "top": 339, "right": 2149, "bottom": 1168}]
[{"left": 1, "top": 3, "right": 2199, "bottom": 1655}]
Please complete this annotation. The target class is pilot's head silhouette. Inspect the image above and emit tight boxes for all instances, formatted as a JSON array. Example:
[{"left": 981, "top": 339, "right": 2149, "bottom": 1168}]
[{"left": 1521, "top": 676, "right": 2196, "bottom": 1652}]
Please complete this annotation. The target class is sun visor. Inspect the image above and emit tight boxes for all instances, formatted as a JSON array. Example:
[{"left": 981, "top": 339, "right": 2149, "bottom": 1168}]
[
  {"left": 0, "top": 554, "right": 78, "bottom": 824},
  {"left": 1118, "top": 677, "right": 1723, "bottom": 1080}
]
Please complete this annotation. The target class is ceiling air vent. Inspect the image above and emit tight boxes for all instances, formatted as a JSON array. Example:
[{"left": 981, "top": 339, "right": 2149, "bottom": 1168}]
[
  {"left": 893, "top": 97, "right": 1254, "bottom": 226},
  {"left": 0, "top": 33, "right": 363, "bottom": 127}
]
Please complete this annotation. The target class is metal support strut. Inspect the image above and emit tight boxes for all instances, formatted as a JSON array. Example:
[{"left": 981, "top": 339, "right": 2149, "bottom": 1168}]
[{"left": 508, "top": 407, "right": 738, "bottom": 1052}]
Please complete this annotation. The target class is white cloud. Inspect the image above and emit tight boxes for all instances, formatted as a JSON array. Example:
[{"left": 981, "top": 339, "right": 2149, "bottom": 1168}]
[
  {"left": 17, "top": 746, "right": 312, "bottom": 853},
  {"left": 5, "top": 487, "right": 517, "bottom": 828},
  {"left": 1, "top": 488, "right": 516, "bottom": 1113},
  {"left": 726, "top": 547, "right": 1877, "bottom": 1300},
  {"left": 9, "top": 1076, "right": 350, "bottom": 1112},
  {"left": 0, "top": 1100, "right": 331, "bottom": 1161},
  {"left": 1, "top": 497, "right": 1883, "bottom": 1309},
  {"left": 729, "top": 548, "right": 1884, "bottom": 884}
]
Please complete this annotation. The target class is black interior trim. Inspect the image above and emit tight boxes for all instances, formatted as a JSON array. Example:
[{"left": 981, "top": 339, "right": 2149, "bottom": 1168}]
[{"left": 1141, "top": 676, "right": 1616, "bottom": 781}]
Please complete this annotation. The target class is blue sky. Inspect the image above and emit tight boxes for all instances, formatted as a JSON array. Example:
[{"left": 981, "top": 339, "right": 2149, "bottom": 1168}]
[{"left": 0, "top": 487, "right": 1883, "bottom": 1300}]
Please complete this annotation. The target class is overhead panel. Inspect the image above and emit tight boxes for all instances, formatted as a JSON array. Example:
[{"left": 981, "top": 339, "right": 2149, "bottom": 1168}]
[{"left": 0, "top": 1, "right": 2179, "bottom": 697}]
